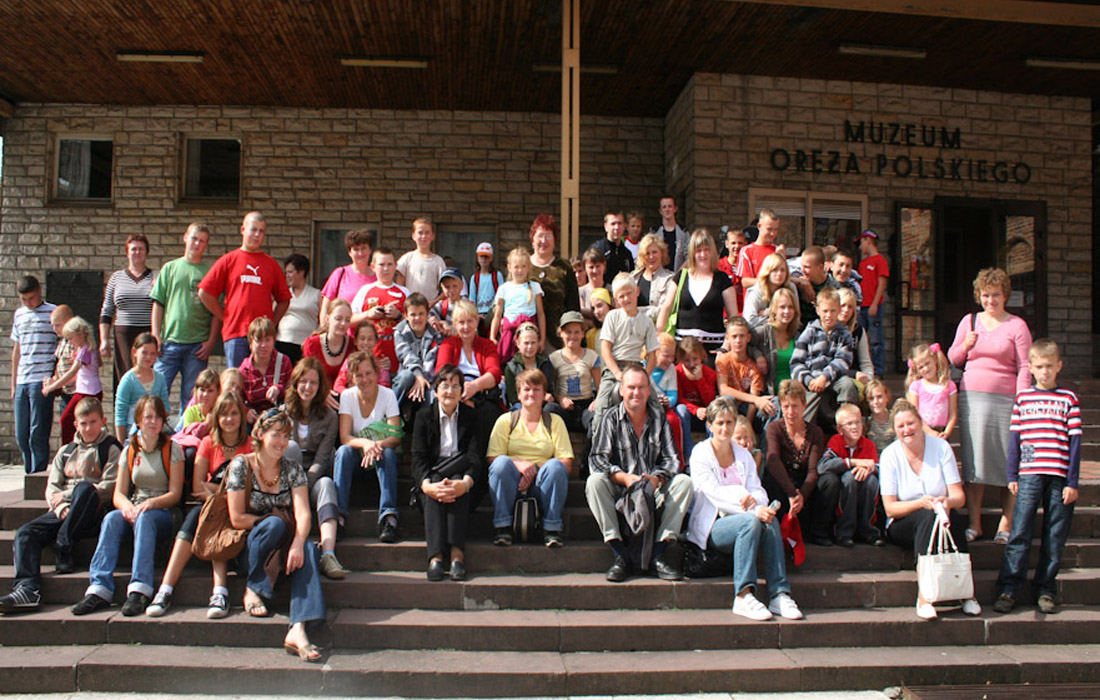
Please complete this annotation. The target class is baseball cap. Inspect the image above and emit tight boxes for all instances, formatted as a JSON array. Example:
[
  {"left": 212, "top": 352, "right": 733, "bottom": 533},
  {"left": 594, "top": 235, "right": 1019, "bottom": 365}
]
[
  {"left": 559, "top": 310, "right": 584, "bottom": 328},
  {"left": 439, "top": 267, "right": 463, "bottom": 284},
  {"left": 476, "top": 242, "right": 494, "bottom": 255},
  {"left": 857, "top": 229, "right": 879, "bottom": 241}
]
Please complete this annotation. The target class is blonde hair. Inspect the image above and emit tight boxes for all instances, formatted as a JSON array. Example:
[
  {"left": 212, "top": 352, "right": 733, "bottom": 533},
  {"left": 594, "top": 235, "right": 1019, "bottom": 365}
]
[
  {"left": 834, "top": 402, "right": 864, "bottom": 426},
  {"left": 316, "top": 298, "right": 352, "bottom": 336},
  {"left": 506, "top": 246, "right": 534, "bottom": 304},
  {"left": 62, "top": 316, "right": 94, "bottom": 346},
  {"left": 837, "top": 287, "right": 859, "bottom": 332},
  {"left": 451, "top": 299, "right": 479, "bottom": 323},
  {"left": 756, "top": 253, "right": 789, "bottom": 303},
  {"left": 767, "top": 286, "right": 801, "bottom": 334},
  {"left": 1029, "top": 338, "right": 1060, "bottom": 362},
  {"left": 733, "top": 415, "right": 757, "bottom": 448},
  {"left": 657, "top": 332, "right": 678, "bottom": 353},
  {"left": 635, "top": 233, "right": 668, "bottom": 271},
  {"left": 685, "top": 228, "right": 718, "bottom": 274},
  {"left": 219, "top": 368, "right": 244, "bottom": 394},
  {"left": 906, "top": 342, "right": 950, "bottom": 388}
]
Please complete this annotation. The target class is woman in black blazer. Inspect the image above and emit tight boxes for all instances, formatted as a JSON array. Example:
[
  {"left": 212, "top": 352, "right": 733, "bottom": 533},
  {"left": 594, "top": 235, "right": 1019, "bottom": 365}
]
[{"left": 411, "top": 364, "right": 486, "bottom": 582}]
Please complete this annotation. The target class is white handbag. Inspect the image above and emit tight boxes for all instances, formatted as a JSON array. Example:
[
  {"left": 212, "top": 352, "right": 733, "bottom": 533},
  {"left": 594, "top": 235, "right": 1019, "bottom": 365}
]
[{"left": 916, "top": 503, "right": 974, "bottom": 604}]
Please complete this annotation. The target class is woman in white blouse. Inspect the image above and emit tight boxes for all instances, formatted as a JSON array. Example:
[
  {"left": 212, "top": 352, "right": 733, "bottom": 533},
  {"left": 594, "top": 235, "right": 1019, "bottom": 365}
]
[
  {"left": 687, "top": 397, "right": 803, "bottom": 622},
  {"left": 880, "top": 399, "right": 980, "bottom": 620}
]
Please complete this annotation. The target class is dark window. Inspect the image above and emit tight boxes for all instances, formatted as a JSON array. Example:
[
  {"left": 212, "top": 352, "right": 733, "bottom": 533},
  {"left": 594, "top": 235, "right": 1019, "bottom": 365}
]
[
  {"left": 55, "top": 139, "right": 112, "bottom": 200},
  {"left": 182, "top": 138, "right": 241, "bottom": 200}
]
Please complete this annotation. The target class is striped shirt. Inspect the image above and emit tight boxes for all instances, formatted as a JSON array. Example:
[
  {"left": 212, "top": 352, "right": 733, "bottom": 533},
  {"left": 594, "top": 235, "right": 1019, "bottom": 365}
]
[
  {"left": 1008, "top": 386, "right": 1082, "bottom": 487},
  {"left": 11, "top": 302, "right": 58, "bottom": 384},
  {"left": 100, "top": 268, "right": 157, "bottom": 327}
]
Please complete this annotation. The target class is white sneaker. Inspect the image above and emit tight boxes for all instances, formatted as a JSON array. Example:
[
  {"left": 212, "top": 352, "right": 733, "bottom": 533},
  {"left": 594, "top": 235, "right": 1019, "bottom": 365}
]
[
  {"left": 916, "top": 597, "right": 937, "bottom": 620},
  {"left": 732, "top": 593, "right": 773, "bottom": 621},
  {"left": 767, "top": 592, "right": 804, "bottom": 620},
  {"left": 206, "top": 592, "right": 229, "bottom": 619},
  {"left": 145, "top": 590, "right": 171, "bottom": 618},
  {"left": 961, "top": 598, "right": 982, "bottom": 616}
]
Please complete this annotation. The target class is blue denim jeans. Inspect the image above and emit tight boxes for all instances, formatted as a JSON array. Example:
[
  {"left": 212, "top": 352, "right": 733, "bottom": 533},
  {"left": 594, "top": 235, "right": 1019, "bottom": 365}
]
[
  {"left": 155, "top": 341, "right": 208, "bottom": 419},
  {"left": 488, "top": 456, "right": 568, "bottom": 531},
  {"left": 241, "top": 515, "right": 326, "bottom": 626},
  {"left": 392, "top": 369, "right": 433, "bottom": 409},
  {"left": 223, "top": 336, "right": 250, "bottom": 369},
  {"left": 86, "top": 507, "right": 172, "bottom": 600},
  {"left": 997, "top": 474, "right": 1075, "bottom": 600},
  {"left": 859, "top": 306, "right": 885, "bottom": 376},
  {"left": 332, "top": 444, "right": 399, "bottom": 523},
  {"left": 14, "top": 381, "right": 53, "bottom": 474},
  {"left": 708, "top": 512, "right": 791, "bottom": 598}
]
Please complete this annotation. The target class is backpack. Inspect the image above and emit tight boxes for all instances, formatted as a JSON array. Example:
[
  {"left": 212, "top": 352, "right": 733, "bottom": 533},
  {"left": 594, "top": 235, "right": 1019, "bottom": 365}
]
[
  {"left": 508, "top": 408, "right": 554, "bottom": 435},
  {"left": 125, "top": 439, "right": 174, "bottom": 481},
  {"left": 472, "top": 271, "right": 501, "bottom": 301},
  {"left": 59, "top": 435, "right": 122, "bottom": 475}
]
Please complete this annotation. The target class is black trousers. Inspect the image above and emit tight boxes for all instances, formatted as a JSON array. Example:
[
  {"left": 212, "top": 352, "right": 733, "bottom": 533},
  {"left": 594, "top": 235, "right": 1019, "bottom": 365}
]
[
  {"left": 420, "top": 489, "right": 471, "bottom": 562},
  {"left": 763, "top": 471, "right": 831, "bottom": 541},
  {"left": 13, "top": 480, "right": 104, "bottom": 591},
  {"left": 887, "top": 508, "right": 969, "bottom": 561}
]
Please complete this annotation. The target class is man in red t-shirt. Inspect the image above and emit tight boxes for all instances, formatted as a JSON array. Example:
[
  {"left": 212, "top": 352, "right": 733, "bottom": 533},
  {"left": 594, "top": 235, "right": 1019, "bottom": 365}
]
[
  {"left": 856, "top": 230, "right": 889, "bottom": 376},
  {"left": 197, "top": 212, "right": 291, "bottom": 368},
  {"left": 736, "top": 209, "right": 784, "bottom": 289}
]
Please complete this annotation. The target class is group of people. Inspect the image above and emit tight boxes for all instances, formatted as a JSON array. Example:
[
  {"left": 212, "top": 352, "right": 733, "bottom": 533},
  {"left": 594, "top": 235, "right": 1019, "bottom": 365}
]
[{"left": 0, "top": 202, "right": 1080, "bottom": 658}]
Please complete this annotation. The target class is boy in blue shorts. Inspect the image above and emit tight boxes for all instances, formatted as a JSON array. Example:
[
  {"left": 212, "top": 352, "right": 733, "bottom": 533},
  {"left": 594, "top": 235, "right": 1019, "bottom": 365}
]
[{"left": 994, "top": 339, "right": 1081, "bottom": 614}]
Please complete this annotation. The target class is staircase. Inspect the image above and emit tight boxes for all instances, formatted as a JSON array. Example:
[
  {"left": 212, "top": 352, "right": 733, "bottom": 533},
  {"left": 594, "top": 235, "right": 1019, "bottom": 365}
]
[{"left": 2, "top": 379, "right": 1100, "bottom": 696}]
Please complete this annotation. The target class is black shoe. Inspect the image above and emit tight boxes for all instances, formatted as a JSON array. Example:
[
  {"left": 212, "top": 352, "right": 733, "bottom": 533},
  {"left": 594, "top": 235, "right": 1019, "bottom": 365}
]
[
  {"left": 654, "top": 557, "right": 683, "bottom": 581},
  {"left": 55, "top": 552, "right": 75, "bottom": 575},
  {"left": 120, "top": 592, "right": 150, "bottom": 617},
  {"left": 493, "top": 528, "right": 513, "bottom": 547},
  {"left": 449, "top": 560, "right": 467, "bottom": 581},
  {"left": 0, "top": 587, "right": 40, "bottom": 613},
  {"left": 993, "top": 593, "right": 1016, "bottom": 614},
  {"left": 427, "top": 559, "right": 446, "bottom": 582},
  {"left": 71, "top": 594, "right": 109, "bottom": 616},
  {"left": 809, "top": 536, "right": 834, "bottom": 547},
  {"left": 836, "top": 537, "right": 855, "bottom": 548},
  {"left": 378, "top": 520, "right": 399, "bottom": 544},
  {"left": 606, "top": 555, "right": 629, "bottom": 582}
]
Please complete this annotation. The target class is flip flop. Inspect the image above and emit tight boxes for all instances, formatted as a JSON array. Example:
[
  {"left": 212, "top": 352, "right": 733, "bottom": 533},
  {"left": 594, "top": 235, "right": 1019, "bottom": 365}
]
[
  {"left": 965, "top": 528, "right": 979, "bottom": 543},
  {"left": 993, "top": 530, "right": 1010, "bottom": 545},
  {"left": 285, "top": 641, "right": 322, "bottom": 663},
  {"left": 246, "top": 600, "right": 269, "bottom": 617}
]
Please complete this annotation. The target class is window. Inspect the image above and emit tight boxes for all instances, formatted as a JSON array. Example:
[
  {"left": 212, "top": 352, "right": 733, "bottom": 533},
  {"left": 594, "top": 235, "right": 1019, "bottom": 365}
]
[
  {"left": 314, "top": 222, "right": 378, "bottom": 288},
  {"left": 54, "top": 136, "right": 113, "bottom": 201},
  {"left": 748, "top": 189, "right": 868, "bottom": 254},
  {"left": 436, "top": 225, "right": 495, "bottom": 281},
  {"left": 181, "top": 136, "right": 241, "bottom": 201}
]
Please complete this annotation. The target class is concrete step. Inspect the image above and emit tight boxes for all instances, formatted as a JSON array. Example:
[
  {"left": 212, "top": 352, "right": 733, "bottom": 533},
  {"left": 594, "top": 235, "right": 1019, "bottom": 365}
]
[
  {"left": 8, "top": 566, "right": 1099, "bottom": 611},
  {"left": 3, "top": 642, "right": 1100, "bottom": 696},
  {"left": 5, "top": 604, "right": 1100, "bottom": 653}
]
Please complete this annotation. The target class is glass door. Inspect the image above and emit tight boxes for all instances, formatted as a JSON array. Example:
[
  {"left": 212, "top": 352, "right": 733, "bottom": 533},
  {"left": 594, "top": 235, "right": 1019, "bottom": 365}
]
[
  {"left": 893, "top": 203, "right": 937, "bottom": 374},
  {"left": 1000, "top": 203, "right": 1047, "bottom": 340}
]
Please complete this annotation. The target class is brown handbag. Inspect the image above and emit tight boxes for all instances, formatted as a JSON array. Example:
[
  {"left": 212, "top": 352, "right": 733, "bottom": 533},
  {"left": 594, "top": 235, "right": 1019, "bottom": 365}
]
[{"left": 192, "top": 458, "right": 253, "bottom": 562}]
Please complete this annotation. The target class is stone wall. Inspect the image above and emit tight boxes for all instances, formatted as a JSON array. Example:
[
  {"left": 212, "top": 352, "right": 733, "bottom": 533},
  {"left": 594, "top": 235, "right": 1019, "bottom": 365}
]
[
  {"left": 0, "top": 105, "right": 666, "bottom": 460},
  {"left": 666, "top": 73, "right": 1093, "bottom": 375}
]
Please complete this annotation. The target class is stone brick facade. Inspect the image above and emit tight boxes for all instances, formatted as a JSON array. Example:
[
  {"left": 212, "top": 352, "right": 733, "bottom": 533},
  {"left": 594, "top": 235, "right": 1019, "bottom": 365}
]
[{"left": 666, "top": 73, "right": 1092, "bottom": 377}]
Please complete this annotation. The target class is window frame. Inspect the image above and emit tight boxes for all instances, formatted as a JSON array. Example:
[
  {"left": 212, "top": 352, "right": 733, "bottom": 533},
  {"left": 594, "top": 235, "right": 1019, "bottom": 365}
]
[
  {"left": 50, "top": 133, "right": 115, "bottom": 205},
  {"left": 312, "top": 221, "right": 379, "bottom": 289},
  {"left": 178, "top": 133, "right": 243, "bottom": 204},
  {"left": 747, "top": 187, "right": 868, "bottom": 252}
]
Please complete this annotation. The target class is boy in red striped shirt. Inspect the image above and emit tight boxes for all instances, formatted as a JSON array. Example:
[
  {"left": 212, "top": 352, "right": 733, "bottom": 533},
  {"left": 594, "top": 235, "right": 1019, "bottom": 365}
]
[{"left": 994, "top": 339, "right": 1081, "bottom": 614}]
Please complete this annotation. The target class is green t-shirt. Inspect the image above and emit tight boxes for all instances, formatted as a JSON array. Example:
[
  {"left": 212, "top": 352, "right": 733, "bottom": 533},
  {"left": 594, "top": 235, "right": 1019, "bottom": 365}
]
[
  {"left": 150, "top": 257, "right": 213, "bottom": 344},
  {"left": 775, "top": 338, "right": 795, "bottom": 386}
]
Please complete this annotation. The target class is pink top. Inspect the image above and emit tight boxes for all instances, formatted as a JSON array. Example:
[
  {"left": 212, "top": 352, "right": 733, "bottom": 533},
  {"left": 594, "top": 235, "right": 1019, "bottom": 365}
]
[
  {"left": 947, "top": 313, "right": 1031, "bottom": 395},
  {"left": 909, "top": 378, "right": 956, "bottom": 428},
  {"left": 74, "top": 345, "right": 102, "bottom": 396}
]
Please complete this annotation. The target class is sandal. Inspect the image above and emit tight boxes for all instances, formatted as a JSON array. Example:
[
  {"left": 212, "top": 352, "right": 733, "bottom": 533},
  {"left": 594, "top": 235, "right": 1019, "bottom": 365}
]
[
  {"left": 993, "top": 530, "right": 1010, "bottom": 545},
  {"left": 245, "top": 595, "right": 269, "bottom": 618},
  {"left": 285, "top": 641, "right": 323, "bottom": 663},
  {"left": 965, "top": 528, "right": 979, "bottom": 543}
]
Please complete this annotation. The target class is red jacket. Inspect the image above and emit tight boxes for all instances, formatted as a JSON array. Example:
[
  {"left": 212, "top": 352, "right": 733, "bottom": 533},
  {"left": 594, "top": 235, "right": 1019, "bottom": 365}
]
[
  {"left": 676, "top": 363, "right": 717, "bottom": 416},
  {"left": 435, "top": 335, "right": 503, "bottom": 383}
]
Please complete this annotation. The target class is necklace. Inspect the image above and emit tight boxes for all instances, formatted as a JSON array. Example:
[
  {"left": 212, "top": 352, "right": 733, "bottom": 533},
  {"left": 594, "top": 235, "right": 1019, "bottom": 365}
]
[
  {"left": 221, "top": 434, "right": 243, "bottom": 451},
  {"left": 323, "top": 333, "right": 346, "bottom": 357},
  {"left": 254, "top": 458, "right": 280, "bottom": 488}
]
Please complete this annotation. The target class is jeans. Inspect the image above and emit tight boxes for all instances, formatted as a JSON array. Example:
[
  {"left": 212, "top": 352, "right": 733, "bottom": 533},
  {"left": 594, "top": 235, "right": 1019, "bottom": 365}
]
[
  {"left": 392, "top": 369, "right": 433, "bottom": 409},
  {"left": 997, "top": 474, "right": 1075, "bottom": 600},
  {"left": 223, "top": 336, "right": 250, "bottom": 369},
  {"left": 708, "top": 512, "right": 791, "bottom": 598},
  {"left": 13, "top": 481, "right": 103, "bottom": 592},
  {"left": 155, "top": 341, "right": 208, "bottom": 418},
  {"left": 673, "top": 404, "right": 697, "bottom": 458},
  {"left": 87, "top": 507, "right": 172, "bottom": 600},
  {"left": 332, "top": 444, "right": 399, "bottom": 523},
  {"left": 241, "top": 515, "right": 326, "bottom": 626},
  {"left": 14, "top": 381, "right": 53, "bottom": 474},
  {"left": 488, "top": 456, "right": 569, "bottom": 531},
  {"left": 859, "top": 306, "right": 885, "bottom": 376}
]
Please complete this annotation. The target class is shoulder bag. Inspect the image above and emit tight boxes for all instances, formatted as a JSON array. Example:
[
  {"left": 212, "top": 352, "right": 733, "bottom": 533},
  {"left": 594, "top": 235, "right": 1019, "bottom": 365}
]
[
  {"left": 663, "top": 269, "right": 689, "bottom": 336},
  {"left": 916, "top": 503, "right": 974, "bottom": 603},
  {"left": 192, "top": 457, "right": 253, "bottom": 562}
]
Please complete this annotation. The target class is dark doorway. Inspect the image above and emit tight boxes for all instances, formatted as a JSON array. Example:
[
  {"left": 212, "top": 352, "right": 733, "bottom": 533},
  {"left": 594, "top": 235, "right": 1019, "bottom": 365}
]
[{"left": 938, "top": 202, "right": 998, "bottom": 347}]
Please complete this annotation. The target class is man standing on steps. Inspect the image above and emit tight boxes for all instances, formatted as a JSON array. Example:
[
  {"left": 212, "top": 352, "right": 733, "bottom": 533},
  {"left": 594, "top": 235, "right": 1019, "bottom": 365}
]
[
  {"left": 590, "top": 210, "right": 635, "bottom": 283},
  {"left": 586, "top": 363, "right": 692, "bottom": 583},
  {"left": 857, "top": 229, "right": 889, "bottom": 377},
  {"left": 151, "top": 223, "right": 221, "bottom": 417},
  {"left": 656, "top": 195, "right": 691, "bottom": 272},
  {"left": 197, "top": 212, "right": 291, "bottom": 368}
]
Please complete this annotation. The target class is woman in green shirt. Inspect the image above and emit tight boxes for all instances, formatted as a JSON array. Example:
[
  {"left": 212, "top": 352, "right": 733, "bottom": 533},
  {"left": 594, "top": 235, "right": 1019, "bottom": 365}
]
[{"left": 750, "top": 286, "right": 801, "bottom": 396}]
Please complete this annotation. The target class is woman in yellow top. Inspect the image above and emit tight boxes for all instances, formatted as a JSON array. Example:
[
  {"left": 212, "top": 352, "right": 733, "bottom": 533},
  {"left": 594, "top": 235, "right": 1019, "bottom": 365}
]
[{"left": 486, "top": 369, "right": 573, "bottom": 547}]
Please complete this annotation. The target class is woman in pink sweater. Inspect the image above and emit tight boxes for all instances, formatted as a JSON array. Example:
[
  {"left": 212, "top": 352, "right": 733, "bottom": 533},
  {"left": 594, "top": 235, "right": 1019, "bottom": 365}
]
[{"left": 947, "top": 268, "right": 1031, "bottom": 544}]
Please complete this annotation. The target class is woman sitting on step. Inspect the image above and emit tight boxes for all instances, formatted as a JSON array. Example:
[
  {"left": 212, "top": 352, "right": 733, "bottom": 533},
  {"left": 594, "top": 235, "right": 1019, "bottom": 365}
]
[
  {"left": 879, "top": 399, "right": 980, "bottom": 621},
  {"left": 227, "top": 409, "right": 325, "bottom": 662},
  {"left": 411, "top": 364, "right": 485, "bottom": 581}
]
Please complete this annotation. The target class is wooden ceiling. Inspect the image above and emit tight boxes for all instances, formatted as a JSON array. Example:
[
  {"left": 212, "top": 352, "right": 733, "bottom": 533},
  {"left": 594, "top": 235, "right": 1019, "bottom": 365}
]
[{"left": 2, "top": 0, "right": 1100, "bottom": 117}]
